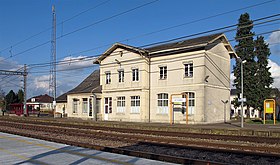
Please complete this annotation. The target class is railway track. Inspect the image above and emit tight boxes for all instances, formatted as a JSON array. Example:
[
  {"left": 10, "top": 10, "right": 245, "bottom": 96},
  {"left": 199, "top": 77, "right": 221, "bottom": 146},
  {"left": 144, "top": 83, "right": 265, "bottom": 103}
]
[
  {"left": 1, "top": 117, "right": 279, "bottom": 144},
  {"left": 0, "top": 118, "right": 280, "bottom": 164}
]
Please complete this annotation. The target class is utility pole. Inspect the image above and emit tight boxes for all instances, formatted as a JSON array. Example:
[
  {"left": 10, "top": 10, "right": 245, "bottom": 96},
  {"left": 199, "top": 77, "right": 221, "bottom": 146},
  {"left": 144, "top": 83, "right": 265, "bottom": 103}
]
[
  {"left": 49, "top": 5, "right": 57, "bottom": 114},
  {"left": 0, "top": 67, "right": 28, "bottom": 116},
  {"left": 23, "top": 64, "right": 27, "bottom": 116}
]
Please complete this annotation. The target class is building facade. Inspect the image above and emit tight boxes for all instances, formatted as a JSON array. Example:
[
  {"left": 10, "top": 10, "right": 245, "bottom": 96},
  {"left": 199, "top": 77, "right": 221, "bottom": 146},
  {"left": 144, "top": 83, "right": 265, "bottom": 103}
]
[
  {"left": 96, "top": 33, "right": 236, "bottom": 124},
  {"left": 65, "top": 70, "right": 102, "bottom": 120}
]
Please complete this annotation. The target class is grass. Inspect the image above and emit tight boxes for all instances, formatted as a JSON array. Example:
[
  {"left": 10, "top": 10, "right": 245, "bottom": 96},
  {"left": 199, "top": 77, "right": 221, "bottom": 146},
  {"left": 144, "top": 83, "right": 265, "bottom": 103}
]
[{"left": 246, "top": 119, "right": 280, "bottom": 124}]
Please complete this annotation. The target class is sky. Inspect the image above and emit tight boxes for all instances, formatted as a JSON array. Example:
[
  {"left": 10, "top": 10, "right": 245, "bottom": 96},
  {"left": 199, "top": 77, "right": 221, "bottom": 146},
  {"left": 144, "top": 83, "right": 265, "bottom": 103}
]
[{"left": 0, "top": 0, "right": 280, "bottom": 98}]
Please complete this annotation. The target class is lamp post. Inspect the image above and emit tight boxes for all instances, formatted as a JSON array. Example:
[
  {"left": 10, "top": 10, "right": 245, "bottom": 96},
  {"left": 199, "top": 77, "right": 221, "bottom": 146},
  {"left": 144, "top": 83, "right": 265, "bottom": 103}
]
[
  {"left": 221, "top": 100, "right": 228, "bottom": 123},
  {"left": 237, "top": 57, "right": 246, "bottom": 128}
]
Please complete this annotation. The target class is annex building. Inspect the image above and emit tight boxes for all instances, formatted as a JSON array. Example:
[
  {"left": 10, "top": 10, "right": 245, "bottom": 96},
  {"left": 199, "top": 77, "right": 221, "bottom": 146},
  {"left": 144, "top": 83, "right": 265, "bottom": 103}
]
[{"left": 95, "top": 33, "right": 237, "bottom": 124}]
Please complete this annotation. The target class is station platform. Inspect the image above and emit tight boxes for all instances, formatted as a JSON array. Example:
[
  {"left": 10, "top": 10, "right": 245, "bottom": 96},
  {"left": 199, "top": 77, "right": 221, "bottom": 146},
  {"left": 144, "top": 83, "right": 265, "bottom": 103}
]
[{"left": 0, "top": 132, "right": 175, "bottom": 165}]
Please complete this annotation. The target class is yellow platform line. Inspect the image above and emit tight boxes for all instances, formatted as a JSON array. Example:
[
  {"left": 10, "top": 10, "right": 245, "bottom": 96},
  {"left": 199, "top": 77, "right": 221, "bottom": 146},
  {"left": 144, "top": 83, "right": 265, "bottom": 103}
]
[{"left": 0, "top": 134, "right": 133, "bottom": 165}]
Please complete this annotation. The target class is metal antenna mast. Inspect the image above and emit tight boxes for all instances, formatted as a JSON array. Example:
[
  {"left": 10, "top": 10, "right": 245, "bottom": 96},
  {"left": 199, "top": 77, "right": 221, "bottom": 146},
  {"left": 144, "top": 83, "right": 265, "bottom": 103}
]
[{"left": 49, "top": 5, "right": 56, "bottom": 112}]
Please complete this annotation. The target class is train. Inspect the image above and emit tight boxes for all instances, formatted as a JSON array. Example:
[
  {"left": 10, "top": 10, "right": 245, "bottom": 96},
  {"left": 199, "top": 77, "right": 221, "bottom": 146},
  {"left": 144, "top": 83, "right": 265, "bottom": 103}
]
[{"left": 9, "top": 103, "right": 40, "bottom": 116}]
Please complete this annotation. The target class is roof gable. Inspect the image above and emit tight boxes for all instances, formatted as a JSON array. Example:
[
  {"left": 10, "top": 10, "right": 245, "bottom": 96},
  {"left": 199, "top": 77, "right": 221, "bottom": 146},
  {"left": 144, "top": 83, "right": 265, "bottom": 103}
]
[
  {"left": 94, "top": 43, "right": 148, "bottom": 64},
  {"left": 27, "top": 94, "right": 53, "bottom": 103}
]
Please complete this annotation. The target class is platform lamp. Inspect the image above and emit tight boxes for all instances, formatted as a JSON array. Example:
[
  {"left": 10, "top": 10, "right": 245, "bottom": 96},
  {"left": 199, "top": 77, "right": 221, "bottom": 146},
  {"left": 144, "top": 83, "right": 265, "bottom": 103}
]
[
  {"left": 237, "top": 57, "right": 246, "bottom": 128},
  {"left": 221, "top": 100, "right": 228, "bottom": 123}
]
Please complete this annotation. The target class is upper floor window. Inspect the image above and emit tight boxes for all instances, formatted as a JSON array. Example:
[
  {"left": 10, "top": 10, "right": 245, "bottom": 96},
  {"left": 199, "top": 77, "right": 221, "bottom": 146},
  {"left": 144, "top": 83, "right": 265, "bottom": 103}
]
[
  {"left": 184, "top": 63, "right": 193, "bottom": 77},
  {"left": 157, "top": 93, "right": 168, "bottom": 114},
  {"left": 118, "top": 70, "right": 124, "bottom": 83},
  {"left": 132, "top": 68, "right": 139, "bottom": 81},
  {"left": 159, "top": 66, "right": 167, "bottom": 79},
  {"left": 82, "top": 98, "right": 88, "bottom": 113},
  {"left": 105, "top": 72, "right": 111, "bottom": 84}
]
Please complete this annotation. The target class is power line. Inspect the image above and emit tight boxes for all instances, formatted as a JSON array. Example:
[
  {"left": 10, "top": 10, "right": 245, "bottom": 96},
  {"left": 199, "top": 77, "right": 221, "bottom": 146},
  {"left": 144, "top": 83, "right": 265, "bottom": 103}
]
[
  {"left": 26, "top": 29, "right": 280, "bottom": 74},
  {"left": 26, "top": 15, "right": 280, "bottom": 69},
  {"left": 0, "top": 0, "right": 275, "bottom": 63},
  {"left": 0, "top": 0, "right": 159, "bottom": 63},
  {"left": 0, "top": 0, "right": 112, "bottom": 55}
]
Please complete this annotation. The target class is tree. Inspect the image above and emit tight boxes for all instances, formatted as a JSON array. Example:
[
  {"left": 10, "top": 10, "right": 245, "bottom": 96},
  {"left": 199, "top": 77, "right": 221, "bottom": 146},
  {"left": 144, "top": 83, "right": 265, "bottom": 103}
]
[
  {"left": 233, "top": 13, "right": 257, "bottom": 117},
  {"left": 17, "top": 89, "right": 24, "bottom": 103},
  {"left": 254, "top": 36, "right": 273, "bottom": 111},
  {"left": 0, "top": 89, "right": 5, "bottom": 111},
  {"left": 5, "top": 90, "right": 17, "bottom": 111}
]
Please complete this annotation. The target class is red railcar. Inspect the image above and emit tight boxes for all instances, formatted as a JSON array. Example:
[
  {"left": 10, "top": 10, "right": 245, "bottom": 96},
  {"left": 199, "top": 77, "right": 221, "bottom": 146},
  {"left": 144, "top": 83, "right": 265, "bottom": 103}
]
[{"left": 9, "top": 103, "right": 39, "bottom": 116}]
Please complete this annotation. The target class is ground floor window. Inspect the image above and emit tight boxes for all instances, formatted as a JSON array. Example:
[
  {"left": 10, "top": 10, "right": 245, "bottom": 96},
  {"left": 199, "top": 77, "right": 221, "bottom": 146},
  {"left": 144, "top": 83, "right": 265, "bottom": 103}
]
[
  {"left": 82, "top": 98, "right": 88, "bottom": 113},
  {"left": 183, "top": 92, "right": 195, "bottom": 115},
  {"left": 117, "top": 96, "right": 125, "bottom": 113},
  {"left": 73, "top": 99, "right": 78, "bottom": 114},
  {"left": 157, "top": 93, "right": 168, "bottom": 114},
  {"left": 104, "top": 97, "right": 112, "bottom": 114},
  {"left": 131, "top": 96, "right": 140, "bottom": 113}
]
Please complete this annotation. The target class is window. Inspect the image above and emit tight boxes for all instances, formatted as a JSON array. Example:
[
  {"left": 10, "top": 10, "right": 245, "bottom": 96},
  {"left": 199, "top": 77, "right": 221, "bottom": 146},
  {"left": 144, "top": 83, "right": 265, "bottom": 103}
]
[
  {"left": 132, "top": 69, "right": 139, "bottom": 81},
  {"left": 73, "top": 99, "right": 78, "bottom": 114},
  {"left": 105, "top": 72, "right": 111, "bottom": 84},
  {"left": 104, "top": 97, "right": 112, "bottom": 114},
  {"left": 82, "top": 98, "right": 88, "bottom": 113},
  {"left": 131, "top": 96, "right": 140, "bottom": 113},
  {"left": 184, "top": 63, "right": 193, "bottom": 77},
  {"left": 159, "top": 66, "right": 167, "bottom": 79},
  {"left": 117, "top": 96, "right": 125, "bottom": 113},
  {"left": 183, "top": 92, "right": 195, "bottom": 115},
  {"left": 118, "top": 70, "right": 124, "bottom": 82},
  {"left": 157, "top": 93, "right": 168, "bottom": 114}
]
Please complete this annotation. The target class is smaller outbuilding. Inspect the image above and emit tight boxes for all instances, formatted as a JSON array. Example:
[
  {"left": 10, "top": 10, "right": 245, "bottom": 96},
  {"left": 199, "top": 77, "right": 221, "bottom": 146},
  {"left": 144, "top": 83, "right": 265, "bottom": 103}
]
[{"left": 63, "top": 69, "right": 102, "bottom": 120}]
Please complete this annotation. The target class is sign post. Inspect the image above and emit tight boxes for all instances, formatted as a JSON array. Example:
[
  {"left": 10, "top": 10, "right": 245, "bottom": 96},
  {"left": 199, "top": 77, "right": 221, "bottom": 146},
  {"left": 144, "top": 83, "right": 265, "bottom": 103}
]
[
  {"left": 170, "top": 93, "right": 188, "bottom": 125},
  {"left": 263, "top": 99, "right": 276, "bottom": 125}
]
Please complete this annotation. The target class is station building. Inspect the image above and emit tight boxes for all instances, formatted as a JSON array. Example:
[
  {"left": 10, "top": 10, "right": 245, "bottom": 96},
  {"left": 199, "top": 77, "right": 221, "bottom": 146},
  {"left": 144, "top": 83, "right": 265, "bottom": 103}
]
[{"left": 95, "top": 33, "right": 237, "bottom": 124}]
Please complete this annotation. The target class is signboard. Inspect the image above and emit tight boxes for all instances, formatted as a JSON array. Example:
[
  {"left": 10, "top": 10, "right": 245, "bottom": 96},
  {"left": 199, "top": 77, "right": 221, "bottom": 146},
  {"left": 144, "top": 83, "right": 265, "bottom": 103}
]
[
  {"left": 263, "top": 99, "right": 276, "bottom": 125},
  {"left": 172, "top": 98, "right": 186, "bottom": 103},
  {"left": 170, "top": 94, "right": 188, "bottom": 125},
  {"left": 265, "top": 102, "right": 274, "bottom": 114}
]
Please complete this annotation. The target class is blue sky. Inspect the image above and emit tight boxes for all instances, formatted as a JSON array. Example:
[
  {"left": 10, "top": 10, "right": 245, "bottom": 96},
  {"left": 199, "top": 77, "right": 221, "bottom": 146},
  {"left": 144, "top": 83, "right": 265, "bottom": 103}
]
[{"left": 0, "top": 0, "right": 280, "bottom": 98}]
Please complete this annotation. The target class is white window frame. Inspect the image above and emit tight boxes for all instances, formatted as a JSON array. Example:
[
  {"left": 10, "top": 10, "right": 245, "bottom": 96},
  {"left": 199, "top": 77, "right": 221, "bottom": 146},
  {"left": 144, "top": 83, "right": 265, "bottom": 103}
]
[
  {"left": 157, "top": 93, "right": 168, "bottom": 114},
  {"left": 131, "top": 96, "right": 140, "bottom": 113},
  {"left": 105, "top": 72, "right": 111, "bottom": 84},
  {"left": 117, "top": 96, "right": 125, "bottom": 113},
  {"left": 183, "top": 92, "right": 195, "bottom": 115},
  {"left": 73, "top": 99, "right": 78, "bottom": 114},
  {"left": 118, "top": 70, "right": 124, "bottom": 83},
  {"left": 82, "top": 98, "right": 88, "bottom": 114},
  {"left": 184, "top": 63, "right": 193, "bottom": 77},
  {"left": 132, "top": 68, "right": 139, "bottom": 81},
  {"left": 159, "top": 66, "right": 167, "bottom": 79}
]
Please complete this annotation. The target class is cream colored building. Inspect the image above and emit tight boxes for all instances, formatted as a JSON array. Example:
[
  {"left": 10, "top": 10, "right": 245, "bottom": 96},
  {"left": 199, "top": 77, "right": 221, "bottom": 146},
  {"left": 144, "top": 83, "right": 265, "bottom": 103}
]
[
  {"left": 64, "top": 70, "right": 102, "bottom": 120},
  {"left": 95, "top": 33, "right": 236, "bottom": 124}
]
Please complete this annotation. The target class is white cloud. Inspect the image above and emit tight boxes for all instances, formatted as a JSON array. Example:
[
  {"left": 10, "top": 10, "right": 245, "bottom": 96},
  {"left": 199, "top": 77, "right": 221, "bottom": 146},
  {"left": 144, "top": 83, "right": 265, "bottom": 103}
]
[
  {"left": 57, "top": 56, "right": 97, "bottom": 72},
  {"left": 268, "top": 59, "right": 280, "bottom": 88},
  {"left": 28, "top": 55, "right": 98, "bottom": 98},
  {"left": 230, "top": 59, "right": 280, "bottom": 89},
  {"left": 268, "top": 30, "right": 280, "bottom": 56},
  {"left": 33, "top": 75, "right": 50, "bottom": 91}
]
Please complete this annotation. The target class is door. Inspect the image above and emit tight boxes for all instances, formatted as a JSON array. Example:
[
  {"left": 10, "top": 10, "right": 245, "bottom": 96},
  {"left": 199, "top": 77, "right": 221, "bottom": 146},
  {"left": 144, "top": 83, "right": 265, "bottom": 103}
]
[{"left": 104, "top": 97, "right": 112, "bottom": 121}]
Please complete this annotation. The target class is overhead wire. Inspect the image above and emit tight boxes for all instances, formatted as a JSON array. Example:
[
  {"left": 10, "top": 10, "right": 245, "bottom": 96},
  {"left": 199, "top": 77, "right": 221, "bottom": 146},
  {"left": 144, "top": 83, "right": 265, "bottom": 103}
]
[
  {"left": 0, "top": 0, "right": 159, "bottom": 63},
  {"left": 0, "top": 0, "right": 112, "bottom": 55},
  {"left": 1, "top": 0, "right": 276, "bottom": 63},
  {"left": 26, "top": 15, "right": 280, "bottom": 70}
]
